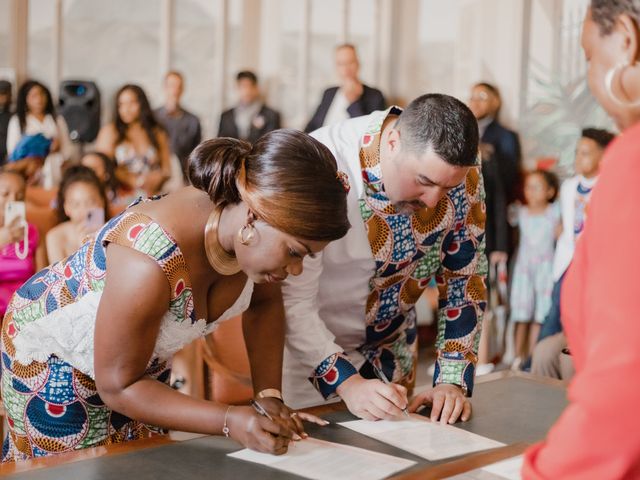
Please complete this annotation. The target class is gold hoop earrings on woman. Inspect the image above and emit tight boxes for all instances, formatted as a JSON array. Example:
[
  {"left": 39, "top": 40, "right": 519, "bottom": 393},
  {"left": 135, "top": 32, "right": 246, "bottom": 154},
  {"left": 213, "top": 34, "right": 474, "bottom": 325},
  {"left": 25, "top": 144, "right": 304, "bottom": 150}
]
[
  {"left": 204, "top": 206, "right": 242, "bottom": 275},
  {"left": 238, "top": 223, "right": 256, "bottom": 246}
]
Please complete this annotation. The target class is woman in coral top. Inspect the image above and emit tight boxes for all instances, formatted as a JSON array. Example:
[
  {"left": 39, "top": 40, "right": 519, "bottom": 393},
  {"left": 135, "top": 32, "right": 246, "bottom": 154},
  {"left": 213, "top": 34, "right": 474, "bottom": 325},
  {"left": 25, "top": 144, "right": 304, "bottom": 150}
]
[{"left": 523, "top": 1, "right": 640, "bottom": 479}]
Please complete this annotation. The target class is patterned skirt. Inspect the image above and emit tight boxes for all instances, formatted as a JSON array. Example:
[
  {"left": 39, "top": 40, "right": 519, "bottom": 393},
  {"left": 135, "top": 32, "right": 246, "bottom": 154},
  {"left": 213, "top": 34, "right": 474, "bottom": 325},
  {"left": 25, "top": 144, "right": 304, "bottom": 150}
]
[{"left": 1, "top": 311, "right": 169, "bottom": 462}]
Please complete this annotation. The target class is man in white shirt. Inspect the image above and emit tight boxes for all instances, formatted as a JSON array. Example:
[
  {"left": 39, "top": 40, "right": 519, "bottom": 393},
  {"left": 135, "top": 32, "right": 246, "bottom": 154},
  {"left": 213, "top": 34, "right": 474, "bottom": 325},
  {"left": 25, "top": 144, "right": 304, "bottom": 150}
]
[
  {"left": 304, "top": 44, "right": 386, "bottom": 133},
  {"left": 283, "top": 94, "right": 487, "bottom": 424}
]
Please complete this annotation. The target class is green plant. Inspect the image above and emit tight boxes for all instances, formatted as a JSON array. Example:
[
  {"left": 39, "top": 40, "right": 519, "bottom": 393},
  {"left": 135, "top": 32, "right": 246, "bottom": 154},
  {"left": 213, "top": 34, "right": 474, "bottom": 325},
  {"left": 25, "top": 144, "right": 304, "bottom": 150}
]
[{"left": 520, "top": 61, "right": 614, "bottom": 178}]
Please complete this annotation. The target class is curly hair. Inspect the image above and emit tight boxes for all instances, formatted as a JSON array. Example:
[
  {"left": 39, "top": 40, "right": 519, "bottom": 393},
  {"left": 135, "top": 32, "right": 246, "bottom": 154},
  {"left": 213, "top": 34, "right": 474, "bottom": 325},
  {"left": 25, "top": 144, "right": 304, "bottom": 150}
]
[{"left": 16, "top": 80, "right": 55, "bottom": 133}]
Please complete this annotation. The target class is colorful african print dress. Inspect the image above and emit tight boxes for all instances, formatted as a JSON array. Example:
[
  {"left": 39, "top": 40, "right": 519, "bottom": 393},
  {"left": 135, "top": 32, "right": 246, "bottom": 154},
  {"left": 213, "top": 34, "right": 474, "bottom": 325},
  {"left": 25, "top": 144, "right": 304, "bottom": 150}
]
[
  {"left": 1, "top": 199, "right": 253, "bottom": 461},
  {"left": 305, "top": 107, "right": 488, "bottom": 400}
]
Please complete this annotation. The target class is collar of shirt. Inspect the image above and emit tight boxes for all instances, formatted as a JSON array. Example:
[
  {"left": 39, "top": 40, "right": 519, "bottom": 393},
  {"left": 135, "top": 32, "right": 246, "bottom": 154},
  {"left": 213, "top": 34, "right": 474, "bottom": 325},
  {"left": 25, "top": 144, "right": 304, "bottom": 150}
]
[
  {"left": 577, "top": 174, "right": 598, "bottom": 190},
  {"left": 477, "top": 116, "right": 494, "bottom": 137},
  {"left": 234, "top": 101, "right": 263, "bottom": 138}
]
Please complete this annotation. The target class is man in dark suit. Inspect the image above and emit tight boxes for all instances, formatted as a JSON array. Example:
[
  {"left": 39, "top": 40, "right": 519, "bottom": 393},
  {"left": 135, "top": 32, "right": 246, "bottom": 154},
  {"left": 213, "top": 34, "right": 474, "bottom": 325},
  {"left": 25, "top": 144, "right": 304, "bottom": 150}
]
[
  {"left": 469, "top": 83, "right": 522, "bottom": 261},
  {"left": 304, "top": 44, "right": 386, "bottom": 133},
  {"left": 469, "top": 82, "right": 522, "bottom": 206},
  {"left": 218, "top": 71, "right": 281, "bottom": 144},
  {"left": 469, "top": 82, "right": 520, "bottom": 374}
]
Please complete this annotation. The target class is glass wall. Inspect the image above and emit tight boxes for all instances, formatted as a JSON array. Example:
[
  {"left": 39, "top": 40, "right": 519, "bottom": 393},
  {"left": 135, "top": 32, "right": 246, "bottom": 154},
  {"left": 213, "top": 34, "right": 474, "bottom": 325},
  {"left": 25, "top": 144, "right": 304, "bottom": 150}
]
[
  {"left": 417, "top": 0, "right": 461, "bottom": 98},
  {"left": 0, "top": 0, "right": 11, "bottom": 69},
  {"left": 172, "top": 0, "right": 218, "bottom": 136},
  {"left": 27, "top": 0, "right": 56, "bottom": 91}
]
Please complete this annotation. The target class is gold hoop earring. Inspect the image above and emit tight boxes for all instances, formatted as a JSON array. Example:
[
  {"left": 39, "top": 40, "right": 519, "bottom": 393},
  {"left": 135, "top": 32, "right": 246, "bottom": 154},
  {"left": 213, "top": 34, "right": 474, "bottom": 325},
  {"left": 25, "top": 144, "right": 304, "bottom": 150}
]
[
  {"left": 204, "top": 206, "right": 241, "bottom": 275},
  {"left": 238, "top": 223, "right": 256, "bottom": 246},
  {"left": 605, "top": 62, "right": 640, "bottom": 108}
]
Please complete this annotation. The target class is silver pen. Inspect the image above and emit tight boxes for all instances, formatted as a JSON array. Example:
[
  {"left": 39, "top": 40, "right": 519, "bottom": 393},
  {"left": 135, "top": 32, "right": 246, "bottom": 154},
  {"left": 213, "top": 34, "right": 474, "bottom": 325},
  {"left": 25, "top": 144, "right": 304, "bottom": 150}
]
[
  {"left": 372, "top": 363, "right": 410, "bottom": 417},
  {"left": 250, "top": 399, "right": 275, "bottom": 421}
]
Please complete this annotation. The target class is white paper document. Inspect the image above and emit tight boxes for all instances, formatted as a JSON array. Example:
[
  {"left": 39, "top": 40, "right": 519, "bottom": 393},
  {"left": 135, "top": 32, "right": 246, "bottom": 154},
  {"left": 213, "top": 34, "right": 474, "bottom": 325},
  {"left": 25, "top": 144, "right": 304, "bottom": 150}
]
[
  {"left": 227, "top": 437, "right": 416, "bottom": 480},
  {"left": 338, "top": 415, "right": 504, "bottom": 461},
  {"left": 445, "top": 454, "right": 524, "bottom": 479}
]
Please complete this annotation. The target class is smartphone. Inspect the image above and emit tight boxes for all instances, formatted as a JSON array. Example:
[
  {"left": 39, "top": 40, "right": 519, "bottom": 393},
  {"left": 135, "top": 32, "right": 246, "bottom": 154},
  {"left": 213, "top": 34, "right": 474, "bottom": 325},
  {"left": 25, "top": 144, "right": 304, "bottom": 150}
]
[
  {"left": 4, "top": 201, "right": 26, "bottom": 227},
  {"left": 84, "top": 207, "right": 105, "bottom": 232}
]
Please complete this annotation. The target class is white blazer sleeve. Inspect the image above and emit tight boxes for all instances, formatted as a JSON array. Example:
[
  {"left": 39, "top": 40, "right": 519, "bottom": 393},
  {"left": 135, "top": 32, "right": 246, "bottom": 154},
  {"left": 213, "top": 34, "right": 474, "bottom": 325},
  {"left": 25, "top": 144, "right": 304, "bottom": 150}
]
[{"left": 282, "top": 252, "right": 346, "bottom": 374}]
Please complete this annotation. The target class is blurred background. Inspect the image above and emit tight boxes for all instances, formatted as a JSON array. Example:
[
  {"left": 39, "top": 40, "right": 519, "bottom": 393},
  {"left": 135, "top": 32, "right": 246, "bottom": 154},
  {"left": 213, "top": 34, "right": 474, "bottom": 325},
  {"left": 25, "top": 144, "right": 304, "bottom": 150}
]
[{"left": 0, "top": 0, "right": 613, "bottom": 171}]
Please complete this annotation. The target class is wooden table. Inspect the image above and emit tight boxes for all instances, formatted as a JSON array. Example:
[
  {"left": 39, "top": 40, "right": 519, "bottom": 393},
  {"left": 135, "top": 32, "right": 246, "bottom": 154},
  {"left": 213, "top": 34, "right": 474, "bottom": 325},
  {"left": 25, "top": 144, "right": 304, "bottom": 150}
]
[{"left": 0, "top": 372, "right": 567, "bottom": 479}]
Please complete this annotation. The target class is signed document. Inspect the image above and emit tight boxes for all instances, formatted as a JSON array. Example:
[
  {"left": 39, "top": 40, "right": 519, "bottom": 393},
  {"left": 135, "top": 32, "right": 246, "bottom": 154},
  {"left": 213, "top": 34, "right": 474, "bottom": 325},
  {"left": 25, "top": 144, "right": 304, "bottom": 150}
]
[
  {"left": 228, "top": 437, "right": 416, "bottom": 480},
  {"left": 445, "top": 454, "right": 523, "bottom": 479},
  {"left": 339, "top": 415, "right": 505, "bottom": 461}
]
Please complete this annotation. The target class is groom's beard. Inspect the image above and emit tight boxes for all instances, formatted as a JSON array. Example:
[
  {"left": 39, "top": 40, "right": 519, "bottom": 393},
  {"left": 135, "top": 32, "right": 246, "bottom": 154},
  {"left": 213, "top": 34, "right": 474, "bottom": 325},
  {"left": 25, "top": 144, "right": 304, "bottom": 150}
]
[{"left": 393, "top": 200, "right": 427, "bottom": 215}]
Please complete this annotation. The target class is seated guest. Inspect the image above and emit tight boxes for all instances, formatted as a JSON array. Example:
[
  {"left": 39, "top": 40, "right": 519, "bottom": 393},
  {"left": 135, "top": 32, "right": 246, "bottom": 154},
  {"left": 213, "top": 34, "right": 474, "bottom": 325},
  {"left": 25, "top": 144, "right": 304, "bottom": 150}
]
[
  {"left": 6, "top": 80, "right": 72, "bottom": 189},
  {"left": 0, "top": 79, "right": 13, "bottom": 166},
  {"left": 5, "top": 133, "right": 51, "bottom": 187},
  {"left": 1, "top": 130, "right": 349, "bottom": 461},
  {"left": 531, "top": 127, "right": 614, "bottom": 381},
  {"left": 523, "top": 2, "right": 640, "bottom": 477},
  {"left": 95, "top": 84, "right": 171, "bottom": 197},
  {"left": 80, "top": 151, "right": 121, "bottom": 205},
  {"left": 218, "top": 71, "right": 281, "bottom": 143},
  {"left": 305, "top": 44, "right": 386, "bottom": 133},
  {"left": 154, "top": 71, "right": 202, "bottom": 181},
  {"left": 0, "top": 170, "right": 44, "bottom": 318},
  {"left": 46, "top": 165, "right": 109, "bottom": 264}
]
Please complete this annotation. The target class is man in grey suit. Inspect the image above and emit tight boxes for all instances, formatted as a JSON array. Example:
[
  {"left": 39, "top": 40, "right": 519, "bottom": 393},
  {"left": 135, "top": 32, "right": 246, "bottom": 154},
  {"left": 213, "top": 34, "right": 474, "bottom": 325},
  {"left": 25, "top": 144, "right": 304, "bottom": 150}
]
[
  {"left": 218, "top": 71, "right": 281, "bottom": 144},
  {"left": 155, "top": 71, "right": 202, "bottom": 181}
]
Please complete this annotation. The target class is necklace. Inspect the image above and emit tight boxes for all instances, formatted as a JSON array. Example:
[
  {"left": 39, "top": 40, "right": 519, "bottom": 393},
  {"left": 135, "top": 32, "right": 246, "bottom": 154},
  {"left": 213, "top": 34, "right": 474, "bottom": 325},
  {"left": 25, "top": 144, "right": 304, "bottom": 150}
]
[{"left": 204, "top": 206, "right": 241, "bottom": 275}]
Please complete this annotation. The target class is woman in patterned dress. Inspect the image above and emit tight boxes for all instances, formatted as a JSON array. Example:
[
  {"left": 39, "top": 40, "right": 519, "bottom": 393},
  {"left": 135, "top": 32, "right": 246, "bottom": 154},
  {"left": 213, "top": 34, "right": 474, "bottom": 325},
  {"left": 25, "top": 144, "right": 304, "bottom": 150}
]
[{"left": 1, "top": 129, "right": 350, "bottom": 461}]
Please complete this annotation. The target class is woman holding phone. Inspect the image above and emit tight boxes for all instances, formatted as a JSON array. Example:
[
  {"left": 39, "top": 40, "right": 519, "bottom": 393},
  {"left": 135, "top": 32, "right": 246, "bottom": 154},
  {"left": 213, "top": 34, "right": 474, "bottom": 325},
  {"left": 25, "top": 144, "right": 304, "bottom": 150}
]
[{"left": 0, "top": 169, "right": 45, "bottom": 318}]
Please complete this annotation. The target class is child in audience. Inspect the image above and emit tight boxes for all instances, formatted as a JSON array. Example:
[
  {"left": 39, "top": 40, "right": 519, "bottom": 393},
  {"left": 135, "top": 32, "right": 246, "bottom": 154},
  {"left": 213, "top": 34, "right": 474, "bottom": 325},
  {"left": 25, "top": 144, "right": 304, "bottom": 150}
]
[
  {"left": 80, "top": 150, "right": 123, "bottom": 204},
  {"left": 0, "top": 170, "right": 43, "bottom": 318},
  {"left": 46, "top": 166, "right": 109, "bottom": 264},
  {"left": 509, "top": 169, "right": 560, "bottom": 369},
  {"left": 531, "top": 128, "right": 615, "bottom": 380}
]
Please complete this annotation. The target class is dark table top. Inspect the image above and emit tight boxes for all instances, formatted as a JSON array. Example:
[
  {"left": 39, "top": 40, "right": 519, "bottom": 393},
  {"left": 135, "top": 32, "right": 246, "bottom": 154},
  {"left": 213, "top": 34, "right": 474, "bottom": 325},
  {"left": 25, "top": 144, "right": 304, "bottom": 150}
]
[{"left": 1, "top": 372, "right": 567, "bottom": 479}]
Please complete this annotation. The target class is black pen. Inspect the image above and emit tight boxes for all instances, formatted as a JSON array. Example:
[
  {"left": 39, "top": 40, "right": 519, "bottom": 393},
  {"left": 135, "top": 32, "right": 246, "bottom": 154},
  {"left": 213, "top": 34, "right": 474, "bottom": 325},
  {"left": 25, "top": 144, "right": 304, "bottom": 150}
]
[
  {"left": 250, "top": 399, "right": 275, "bottom": 421},
  {"left": 372, "top": 363, "right": 411, "bottom": 417}
]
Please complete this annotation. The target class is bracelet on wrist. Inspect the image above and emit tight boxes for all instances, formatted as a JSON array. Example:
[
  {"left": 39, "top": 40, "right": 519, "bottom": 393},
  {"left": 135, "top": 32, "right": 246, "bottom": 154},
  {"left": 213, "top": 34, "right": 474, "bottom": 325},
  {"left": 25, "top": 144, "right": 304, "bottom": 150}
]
[
  {"left": 256, "top": 388, "right": 283, "bottom": 402},
  {"left": 223, "top": 405, "right": 233, "bottom": 437}
]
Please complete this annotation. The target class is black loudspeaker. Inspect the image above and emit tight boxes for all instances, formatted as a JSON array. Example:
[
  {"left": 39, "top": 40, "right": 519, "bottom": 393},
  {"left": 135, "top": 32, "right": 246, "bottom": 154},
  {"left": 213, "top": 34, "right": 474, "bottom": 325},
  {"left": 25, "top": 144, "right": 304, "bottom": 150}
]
[{"left": 58, "top": 80, "right": 101, "bottom": 143}]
